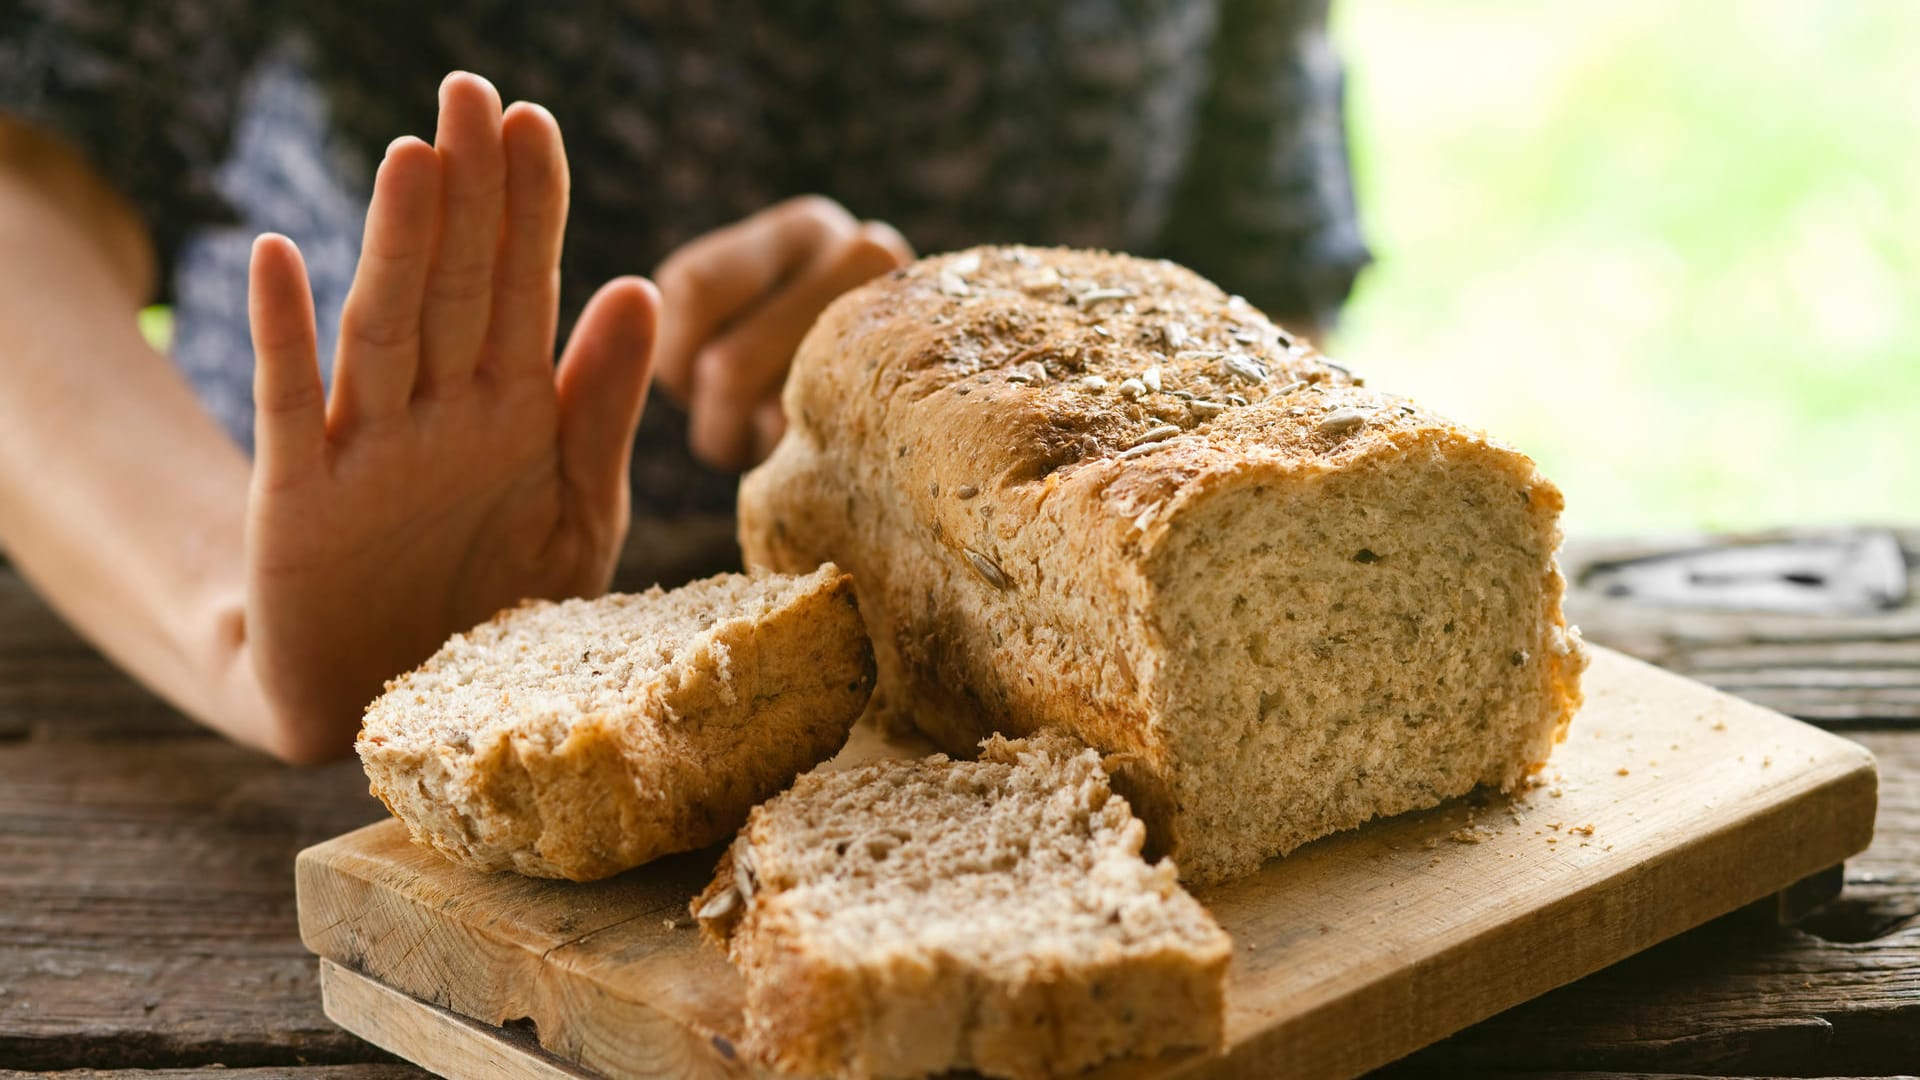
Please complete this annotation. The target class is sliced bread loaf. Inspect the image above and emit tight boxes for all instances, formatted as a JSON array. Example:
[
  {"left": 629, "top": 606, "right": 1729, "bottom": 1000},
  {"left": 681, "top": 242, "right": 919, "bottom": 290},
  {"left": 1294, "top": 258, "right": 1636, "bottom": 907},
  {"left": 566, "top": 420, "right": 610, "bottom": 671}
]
[
  {"left": 358, "top": 565, "right": 874, "bottom": 881},
  {"left": 739, "top": 245, "right": 1588, "bottom": 883},
  {"left": 691, "top": 730, "right": 1231, "bottom": 1080}
]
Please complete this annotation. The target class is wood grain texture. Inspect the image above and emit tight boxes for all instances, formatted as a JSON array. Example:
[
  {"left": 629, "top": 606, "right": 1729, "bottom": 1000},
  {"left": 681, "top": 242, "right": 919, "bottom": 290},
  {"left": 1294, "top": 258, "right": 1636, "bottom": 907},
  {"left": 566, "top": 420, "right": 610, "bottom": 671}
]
[
  {"left": 1385, "top": 728, "right": 1920, "bottom": 1079},
  {"left": 299, "top": 648, "right": 1878, "bottom": 1080},
  {"left": 0, "top": 739, "right": 389, "bottom": 1069},
  {"left": 322, "top": 959, "right": 601, "bottom": 1079}
]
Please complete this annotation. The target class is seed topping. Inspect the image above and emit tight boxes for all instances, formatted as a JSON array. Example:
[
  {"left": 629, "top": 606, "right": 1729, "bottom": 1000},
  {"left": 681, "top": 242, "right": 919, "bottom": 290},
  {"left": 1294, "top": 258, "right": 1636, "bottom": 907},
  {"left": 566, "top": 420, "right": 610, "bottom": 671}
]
[
  {"left": 965, "top": 549, "right": 1009, "bottom": 589},
  {"left": 1318, "top": 408, "right": 1367, "bottom": 436},
  {"left": 1128, "top": 424, "right": 1182, "bottom": 448}
]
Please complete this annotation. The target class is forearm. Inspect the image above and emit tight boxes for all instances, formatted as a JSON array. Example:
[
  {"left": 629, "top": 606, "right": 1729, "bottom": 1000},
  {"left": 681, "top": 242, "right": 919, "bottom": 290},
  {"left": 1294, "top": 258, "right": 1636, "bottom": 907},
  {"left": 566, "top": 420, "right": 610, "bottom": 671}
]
[{"left": 0, "top": 164, "right": 261, "bottom": 747}]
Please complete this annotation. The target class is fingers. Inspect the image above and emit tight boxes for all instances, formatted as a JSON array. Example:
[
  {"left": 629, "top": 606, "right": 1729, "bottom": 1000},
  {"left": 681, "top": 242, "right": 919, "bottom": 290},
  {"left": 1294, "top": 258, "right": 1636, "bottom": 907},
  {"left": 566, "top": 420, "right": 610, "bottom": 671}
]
[
  {"left": 248, "top": 234, "right": 325, "bottom": 484},
  {"left": 332, "top": 136, "right": 441, "bottom": 429},
  {"left": 556, "top": 276, "right": 660, "bottom": 517},
  {"left": 652, "top": 195, "right": 864, "bottom": 406},
  {"left": 687, "top": 221, "right": 910, "bottom": 470},
  {"left": 419, "top": 72, "right": 507, "bottom": 393},
  {"left": 750, "top": 398, "right": 787, "bottom": 466},
  {"left": 487, "top": 101, "right": 569, "bottom": 380}
]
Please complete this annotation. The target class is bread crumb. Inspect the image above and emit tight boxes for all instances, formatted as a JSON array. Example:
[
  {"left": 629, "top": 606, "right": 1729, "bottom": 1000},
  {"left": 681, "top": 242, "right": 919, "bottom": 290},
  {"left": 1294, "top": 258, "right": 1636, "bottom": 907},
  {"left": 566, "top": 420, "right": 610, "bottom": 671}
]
[
  {"left": 1449, "top": 826, "right": 1495, "bottom": 845},
  {"left": 662, "top": 917, "right": 679, "bottom": 930},
  {"left": 1569, "top": 823, "right": 1595, "bottom": 837},
  {"left": 1763, "top": 755, "right": 1773, "bottom": 768},
  {"left": 1712, "top": 719, "right": 1728, "bottom": 731},
  {"left": 1617, "top": 767, "right": 1631, "bottom": 777}
]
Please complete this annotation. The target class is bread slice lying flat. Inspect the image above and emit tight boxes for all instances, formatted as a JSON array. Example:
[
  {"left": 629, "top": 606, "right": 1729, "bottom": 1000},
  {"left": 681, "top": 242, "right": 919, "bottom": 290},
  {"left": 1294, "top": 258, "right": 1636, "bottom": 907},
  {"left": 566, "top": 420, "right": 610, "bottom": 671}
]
[
  {"left": 692, "top": 730, "right": 1231, "bottom": 1080},
  {"left": 741, "top": 245, "right": 1588, "bottom": 883},
  {"left": 358, "top": 565, "right": 874, "bottom": 881}
]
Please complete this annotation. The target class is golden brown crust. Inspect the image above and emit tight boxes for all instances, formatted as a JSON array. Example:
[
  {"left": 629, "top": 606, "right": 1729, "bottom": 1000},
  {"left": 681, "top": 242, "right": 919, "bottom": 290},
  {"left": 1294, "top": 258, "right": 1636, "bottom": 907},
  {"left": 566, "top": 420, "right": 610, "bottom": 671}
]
[{"left": 358, "top": 569, "right": 875, "bottom": 881}]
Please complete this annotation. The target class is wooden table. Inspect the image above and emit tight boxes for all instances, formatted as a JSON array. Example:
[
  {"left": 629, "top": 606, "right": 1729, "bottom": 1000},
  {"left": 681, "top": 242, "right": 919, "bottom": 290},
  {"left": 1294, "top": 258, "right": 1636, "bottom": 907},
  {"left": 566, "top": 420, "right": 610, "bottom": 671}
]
[{"left": 3, "top": 522, "right": 1915, "bottom": 1079}]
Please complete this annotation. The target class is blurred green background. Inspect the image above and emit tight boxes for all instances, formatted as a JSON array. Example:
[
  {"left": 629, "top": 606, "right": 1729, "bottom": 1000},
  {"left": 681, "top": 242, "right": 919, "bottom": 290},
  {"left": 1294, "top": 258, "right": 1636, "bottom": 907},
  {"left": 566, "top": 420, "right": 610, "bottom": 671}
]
[{"left": 1330, "top": 0, "right": 1919, "bottom": 536}]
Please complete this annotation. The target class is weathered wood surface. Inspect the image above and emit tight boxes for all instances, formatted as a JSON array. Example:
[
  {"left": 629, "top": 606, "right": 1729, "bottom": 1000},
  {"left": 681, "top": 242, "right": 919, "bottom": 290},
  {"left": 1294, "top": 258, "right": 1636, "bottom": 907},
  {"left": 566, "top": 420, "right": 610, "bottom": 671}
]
[
  {"left": 2, "top": 526, "right": 1917, "bottom": 1078},
  {"left": 298, "top": 649, "right": 1879, "bottom": 1080},
  {"left": 0, "top": 738, "right": 389, "bottom": 1069},
  {"left": 1384, "top": 726, "right": 1920, "bottom": 1078},
  {"left": 1563, "top": 528, "right": 1920, "bottom": 725},
  {"left": 321, "top": 960, "right": 600, "bottom": 1080}
]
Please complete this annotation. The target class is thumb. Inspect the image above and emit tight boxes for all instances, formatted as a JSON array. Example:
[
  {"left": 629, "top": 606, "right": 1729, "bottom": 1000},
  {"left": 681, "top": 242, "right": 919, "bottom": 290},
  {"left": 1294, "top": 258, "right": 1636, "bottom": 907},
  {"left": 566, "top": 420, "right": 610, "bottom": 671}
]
[{"left": 556, "top": 276, "right": 660, "bottom": 512}]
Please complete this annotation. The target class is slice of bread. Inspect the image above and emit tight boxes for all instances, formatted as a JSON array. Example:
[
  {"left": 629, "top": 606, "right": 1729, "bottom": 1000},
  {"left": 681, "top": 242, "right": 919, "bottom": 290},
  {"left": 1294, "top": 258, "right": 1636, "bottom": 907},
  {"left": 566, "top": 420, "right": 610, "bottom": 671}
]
[
  {"left": 358, "top": 565, "right": 874, "bottom": 881},
  {"left": 692, "top": 731, "right": 1232, "bottom": 1079}
]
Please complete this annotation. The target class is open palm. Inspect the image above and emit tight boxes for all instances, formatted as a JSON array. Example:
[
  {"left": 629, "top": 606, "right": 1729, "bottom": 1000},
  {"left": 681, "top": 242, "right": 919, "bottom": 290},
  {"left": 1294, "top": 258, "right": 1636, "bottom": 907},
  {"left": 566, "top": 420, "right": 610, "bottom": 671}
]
[{"left": 238, "top": 73, "right": 657, "bottom": 762}]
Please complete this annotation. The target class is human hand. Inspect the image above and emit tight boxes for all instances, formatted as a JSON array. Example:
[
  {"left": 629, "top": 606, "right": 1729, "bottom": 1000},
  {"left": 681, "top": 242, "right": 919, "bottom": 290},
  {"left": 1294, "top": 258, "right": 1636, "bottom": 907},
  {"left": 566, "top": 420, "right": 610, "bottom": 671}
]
[
  {"left": 237, "top": 73, "right": 657, "bottom": 762},
  {"left": 653, "top": 196, "right": 912, "bottom": 471}
]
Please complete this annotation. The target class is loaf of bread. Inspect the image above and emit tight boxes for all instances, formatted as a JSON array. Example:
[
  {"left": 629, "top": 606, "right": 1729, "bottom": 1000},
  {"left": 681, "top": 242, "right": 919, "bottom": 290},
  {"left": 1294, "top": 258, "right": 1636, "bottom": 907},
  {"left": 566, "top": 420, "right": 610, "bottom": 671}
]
[
  {"left": 691, "top": 730, "right": 1231, "bottom": 1079},
  {"left": 357, "top": 566, "right": 874, "bottom": 880},
  {"left": 740, "top": 247, "right": 1588, "bottom": 883}
]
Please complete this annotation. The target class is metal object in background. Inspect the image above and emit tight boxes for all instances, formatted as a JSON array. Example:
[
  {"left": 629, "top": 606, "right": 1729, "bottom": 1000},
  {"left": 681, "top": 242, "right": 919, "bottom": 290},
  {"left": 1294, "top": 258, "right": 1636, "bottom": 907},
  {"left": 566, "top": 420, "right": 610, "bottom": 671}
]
[
  {"left": 1564, "top": 527, "right": 1920, "bottom": 725},
  {"left": 1581, "top": 529, "right": 1908, "bottom": 615}
]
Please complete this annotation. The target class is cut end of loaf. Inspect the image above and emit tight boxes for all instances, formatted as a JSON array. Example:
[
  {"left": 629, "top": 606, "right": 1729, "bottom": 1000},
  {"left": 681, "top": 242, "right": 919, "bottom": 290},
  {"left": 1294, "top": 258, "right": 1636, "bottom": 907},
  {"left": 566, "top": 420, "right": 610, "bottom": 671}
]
[
  {"left": 1143, "top": 428, "right": 1588, "bottom": 881},
  {"left": 694, "top": 730, "right": 1230, "bottom": 1079},
  {"left": 357, "top": 564, "right": 875, "bottom": 880}
]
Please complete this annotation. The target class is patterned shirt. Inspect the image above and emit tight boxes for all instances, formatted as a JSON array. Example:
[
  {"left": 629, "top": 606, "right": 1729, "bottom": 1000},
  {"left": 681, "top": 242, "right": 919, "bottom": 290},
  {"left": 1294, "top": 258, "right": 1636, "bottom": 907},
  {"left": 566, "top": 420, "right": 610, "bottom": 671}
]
[{"left": 1, "top": 0, "right": 1368, "bottom": 514}]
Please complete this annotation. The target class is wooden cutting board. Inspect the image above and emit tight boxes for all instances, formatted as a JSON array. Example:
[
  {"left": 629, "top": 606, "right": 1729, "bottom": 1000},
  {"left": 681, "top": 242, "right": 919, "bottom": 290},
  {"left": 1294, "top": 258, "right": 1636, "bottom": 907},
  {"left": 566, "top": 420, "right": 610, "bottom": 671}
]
[{"left": 296, "top": 646, "right": 1878, "bottom": 1079}]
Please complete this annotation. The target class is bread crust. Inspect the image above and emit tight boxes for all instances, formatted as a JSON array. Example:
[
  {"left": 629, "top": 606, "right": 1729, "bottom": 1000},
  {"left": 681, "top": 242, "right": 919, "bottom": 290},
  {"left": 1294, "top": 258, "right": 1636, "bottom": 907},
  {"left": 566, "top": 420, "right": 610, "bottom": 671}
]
[
  {"left": 358, "top": 567, "right": 875, "bottom": 881},
  {"left": 739, "top": 247, "right": 1587, "bottom": 882},
  {"left": 693, "top": 732, "right": 1232, "bottom": 1079}
]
